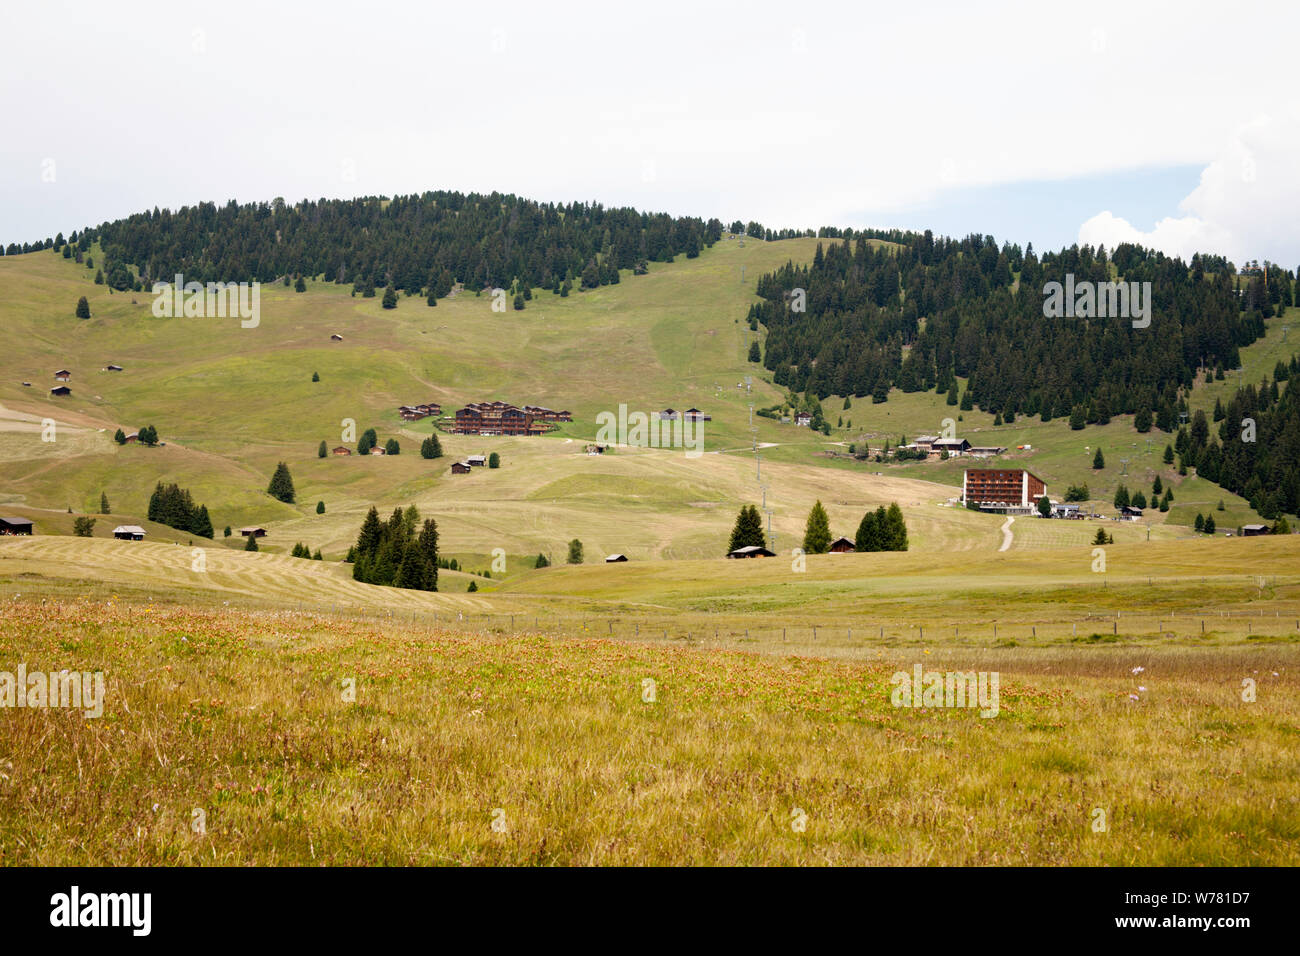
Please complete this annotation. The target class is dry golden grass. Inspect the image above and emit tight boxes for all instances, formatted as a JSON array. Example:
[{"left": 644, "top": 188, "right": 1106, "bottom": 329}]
[{"left": 1, "top": 598, "right": 1295, "bottom": 865}]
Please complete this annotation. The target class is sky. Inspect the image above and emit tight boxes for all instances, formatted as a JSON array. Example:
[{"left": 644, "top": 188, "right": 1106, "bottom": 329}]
[{"left": 3, "top": 0, "right": 1298, "bottom": 267}]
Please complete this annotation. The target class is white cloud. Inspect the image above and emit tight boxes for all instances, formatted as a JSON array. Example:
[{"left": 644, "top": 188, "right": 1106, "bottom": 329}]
[{"left": 1079, "top": 115, "right": 1300, "bottom": 267}]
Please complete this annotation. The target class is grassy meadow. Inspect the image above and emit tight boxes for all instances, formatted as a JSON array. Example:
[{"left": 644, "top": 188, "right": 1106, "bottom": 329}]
[{"left": 2, "top": 237, "right": 1299, "bottom": 866}]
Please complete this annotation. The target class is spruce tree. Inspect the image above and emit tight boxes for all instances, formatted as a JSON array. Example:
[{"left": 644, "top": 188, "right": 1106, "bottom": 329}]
[
  {"left": 318, "top": 440, "right": 327, "bottom": 458},
  {"left": 855, "top": 510, "right": 881, "bottom": 552},
  {"left": 382, "top": 285, "right": 398, "bottom": 309},
  {"left": 727, "top": 505, "right": 766, "bottom": 553},
  {"left": 1093, "top": 448, "right": 1105, "bottom": 469},
  {"left": 75, "top": 296, "right": 90, "bottom": 319},
  {"left": 567, "top": 539, "right": 584, "bottom": 564},
  {"left": 316, "top": 500, "right": 325, "bottom": 514},
  {"left": 802, "top": 500, "right": 831, "bottom": 554},
  {"left": 100, "top": 491, "right": 110, "bottom": 514},
  {"left": 267, "top": 462, "right": 295, "bottom": 503},
  {"left": 884, "top": 502, "right": 909, "bottom": 550},
  {"left": 244, "top": 533, "right": 259, "bottom": 552}
]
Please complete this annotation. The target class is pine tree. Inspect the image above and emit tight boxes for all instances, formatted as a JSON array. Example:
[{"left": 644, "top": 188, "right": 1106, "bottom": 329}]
[
  {"left": 312, "top": 371, "right": 320, "bottom": 382},
  {"left": 567, "top": 539, "right": 584, "bottom": 564},
  {"left": 191, "top": 504, "right": 213, "bottom": 538},
  {"left": 883, "top": 502, "right": 909, "bottom": 550},
  {"left": 316, "top": 501, "right": 325, "bottom": 514},
  {"left": 381, "top": 285, "right": 398, "bottom": 309},
  {"left": 75, "top": 296, "right": 90, "bottom": 319},
  {"left": 420, "top": 434, "right": 443, "bottom": 459},
  {"left": 384, "top": 438, "right": 400, "bottom": 455},
  {"left": 488, "top": 452, "right": 500, "bottom": 468},
  {"left": 114, "top": 429, "right": 126, "bottom": 444},
  {"left": 267, "top": 462, "right": 295, "bottom": 503},
  {"left": 1037, "top": 495, "right": 1051, "bottom": 517},
  {"left": 855, "top": 509, "right": 881, "bottom": 552},
  {"left": 535, "top": 553, "right": 550, "bottom": 568},
  {"left": 1204, "top": 515, "right": 1216, "bottom": 534},
  {"left": 294, "top": 275, "right": 306, "bottom": 292},
  {"left": 1194, "top": 513, "right": 1204, "bottom": 531},
  {"left": 1093, "top": 448, "right": 1105, "bottom": 469},
  {"left": 1114, "top": 484, "right": 1130, "bottom": 509},
  {"left": 727, "top": 505, "right": 766, "bottom": 553},
  {"left": 244, "top": 533, "right": 259, "bottom": 551},
  {"left": 100, "top": 492, "right": 110, "bottom": 514},
  {"left": 318, "top": 440, "right": 327, "bottom": 458},
  {"left": 802, "top": 500, "right": 831, "bottom": 554},
  {"left": 748, "top": 341, "right": 760, "bottom": 362},
  {"left": 1163, "top": 445, "right": 1174, "bottom": 464}
]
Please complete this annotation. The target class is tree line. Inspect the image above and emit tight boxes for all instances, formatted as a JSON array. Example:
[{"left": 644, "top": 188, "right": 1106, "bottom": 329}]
[
  {"left": 750, "top": 233, "right": 1289, "bottom": 429},
  {"left": 147, "top": 482, "right": 213, "bottom": 538}
]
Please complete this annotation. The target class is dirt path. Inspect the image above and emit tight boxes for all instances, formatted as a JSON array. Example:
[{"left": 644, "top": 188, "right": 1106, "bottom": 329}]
[{"left": 999, "top": 515, "right": 1014, "bottom": 551}]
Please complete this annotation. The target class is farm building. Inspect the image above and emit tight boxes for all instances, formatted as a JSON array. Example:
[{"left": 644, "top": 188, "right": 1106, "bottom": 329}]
[
  {"left": 239, "top": 527, "right": 267, "bottom": 538},
  {"left": 913, "top": 435, "right": 939, "bottom": 452},
  {"left": 369, "top": 447, "right": 386, "bottom": 456},
  {"left": 0, "top": 517, "right": 34, "bottom": 535},
  {"left": 50, "top": 385, "right": 71, "bottom": 396},
  {"left": 828, "top": 537, "right": 856, "bottom": 553},
  {"left": 1119, "top": 506, "right": 1144, "bottom": 520},
  {"left": 450, "top": 461, "right": 471, "bottom": 474},
  {"left": 1050, "top": 503, "right": 1082, "bottom": 519},
  {"left": 398, "top": 407, "right": 427, "bottom": 421},
  {"left": 112, "top": 525, "right": 146, "bottom": 540},
  {"left": 961, "top": 468, "right": 1047, "bottom": 512},
  {"left": 683, "top": 408, "right": 712, "bottom": 421},
  {"left": 968, "top": 446, "right": 1007, "bottom": 458},
  {"left": 794, "top": 413, "right": 812, "bottom": 427},
  {"left": 467, "top": 454, "right": 487, "bottom": 467},
  {"left": 727, "top": 545, "right": 776, "bottom": 559},
  {"left": 53, "top": 370, "right": 71, "bottom": 382},
  {"left": 932, "top": 437, "right": 971, "bottom": 456},
  {"left": 330, "top": 333, "right": 343, "bottom": 341},
  {"left": 1242, "top": 524, "right": 1270, "bottom": 536},
  {"left": 605, "top": 554, "right": 629, "bottom": 563},
  {"left": 659, "top": 408, "right": 678, "bottom": 421},
  {"left": 104, "top": 364, "right": 123, "bottom": 372},
  {"left": 123, "top": 432, "right": 139, "bottom": 443},
  {"left": 332, "top": 446, "right": 352, "bottom": 456}
]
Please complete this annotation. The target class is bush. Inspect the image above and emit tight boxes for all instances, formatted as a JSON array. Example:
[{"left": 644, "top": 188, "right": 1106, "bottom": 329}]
[{"left": 73, "top": 516, "right": 96, "bottom": 537}]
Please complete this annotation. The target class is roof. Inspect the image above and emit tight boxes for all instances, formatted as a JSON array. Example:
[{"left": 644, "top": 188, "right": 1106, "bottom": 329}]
[
  {"left": 467, "top": 454, "right": 487, "bottom": 462},
  {"left": 0, "top": 516, "right": 34, "bottom": 526},
  {"left": 605, "top": 554, "right": 628, "bottom": 562},
  {"left": 54, "top": 369, "right": 71, "bottom": 375},
  {"left": 113, "top": 525, "right": 146, "bottom": 534},
  {"left": 1243, "top": 523, "right": 1268, "bottom": 530},
  {"left": 728, "top": 545, "right": 776, "bottom": 557},
  {"left": 239, "top": 526, "right": 267, "bottom": 533}
]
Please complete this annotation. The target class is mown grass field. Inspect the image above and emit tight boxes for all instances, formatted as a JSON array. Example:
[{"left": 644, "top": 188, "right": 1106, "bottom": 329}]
[{"left": 1, "top": 596, "right": 1295, "bottom": 865}]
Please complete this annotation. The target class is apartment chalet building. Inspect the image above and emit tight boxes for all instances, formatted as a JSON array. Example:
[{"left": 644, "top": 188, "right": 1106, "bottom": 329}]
[
  {"left": 961, "top": 468, "right": 1047, "bottom": 514},
  {"left": 452, "top": 401, "right": 571, "bottom": 436}
]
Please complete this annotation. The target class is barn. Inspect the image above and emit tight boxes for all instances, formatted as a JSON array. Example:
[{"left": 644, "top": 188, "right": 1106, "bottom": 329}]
[
  {"left": 112, "top": 525, "right": 146, "bottom": 540},
  {"left": 332, "top": 446, "right": 352, "bottom": 456},
  {"left": 828, "top": 537, "right": 856, "bottom": 553},
  {"left": 450, "top": 461, "right": 471, "bottom": 474},
  {"left": 0, "top": 517, "right": 34, "bottom": 535},
  {"left": 727, "top": 545, "right": 776, "bottom": 559},
  {"left": 239, "top": 527, "right": 268, "bottom": 538},
  {"left": 50, "top": 385, "right": 71, "bottom": 396},
  {"left": 605, "top": 554, "right": 629, "bottom": 563}
]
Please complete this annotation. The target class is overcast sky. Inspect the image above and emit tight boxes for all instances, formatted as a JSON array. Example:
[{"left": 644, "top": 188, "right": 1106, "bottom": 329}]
[{"left": 4, "top": 0, "right": 1297, "bottom": 266}]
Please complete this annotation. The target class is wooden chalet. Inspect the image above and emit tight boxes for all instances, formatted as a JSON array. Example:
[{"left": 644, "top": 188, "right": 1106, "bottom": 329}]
[
  {"left": 727, "top": 545, "right": 776, "bottom": 559},
  {"left": 605, "top": 554, "right": 629, "bottom": 563},
  {"left": 828, "top": 536, "right": 856, "bottom": 553},
  {"left": 53, "top": 370, "right": 71, "bottom": 382},
  {"left": 332, "top": 446, "right": 352, "bottom": 456},
  {"left": 112, "top": 525, "right": 146, "bottom": 540},
  {"left": 450, "top": 461, "right": 472, "bottom": 474},
  {"left": 0, "top": 517, "right": 34, "bottom": 535},
  {"left": 50, "top": 385, "right": 71, "bottom": 396},
  {"left": 239, "top": 527, "right": 268, "bottom": 538}
]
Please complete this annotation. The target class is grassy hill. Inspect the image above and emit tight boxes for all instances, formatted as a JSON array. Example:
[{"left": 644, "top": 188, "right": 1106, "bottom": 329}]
[{"left": 1, "top": 234, "right": 1294, "bottom": 570}]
